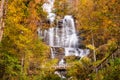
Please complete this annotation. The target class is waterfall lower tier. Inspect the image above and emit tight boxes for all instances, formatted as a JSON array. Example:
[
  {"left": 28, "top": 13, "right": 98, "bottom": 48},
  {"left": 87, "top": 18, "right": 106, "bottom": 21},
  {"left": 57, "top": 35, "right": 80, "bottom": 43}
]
[
  {"left": 65, "top": 48, "right": 89, "bottom": 57},
  {"left": 49, "top": 47, "right": 89, "bottom": 60},
  {"left": 50, "top": 47, "right": 55, "bottom": 59}
]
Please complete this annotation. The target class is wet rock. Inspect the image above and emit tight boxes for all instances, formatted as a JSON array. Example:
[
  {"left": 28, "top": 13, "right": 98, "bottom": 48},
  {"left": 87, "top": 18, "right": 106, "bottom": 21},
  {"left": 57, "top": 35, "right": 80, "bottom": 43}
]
[
  {"left": 58, "top": 20, "right": 63, "bottom": 28},
  {"left": 54, "top": 47, "right": 65, "bottom": 60}
]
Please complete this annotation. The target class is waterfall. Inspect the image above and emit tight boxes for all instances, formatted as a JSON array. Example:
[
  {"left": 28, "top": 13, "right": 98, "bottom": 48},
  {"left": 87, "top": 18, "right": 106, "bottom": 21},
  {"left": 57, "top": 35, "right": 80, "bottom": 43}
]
[
  {"left": 63, "top": 15, "right": 78, "bottom": 48},
  {"left": 38, "top": 15, "right": 90, "bottom": 64},
  {"left": 41, "top": 15, "right": 89, "bottom": 58},
  {"left": 38, "top": 0, "right": 90, "bottom": 78},
  {"left": 59, "top": 59, "right": 65, "bottom": 66},
  {"left": 50, "top": 47, "right": 55, "bottom": 59},
  {"left": 48, "top": 28, "right": 54, "bottom": 46}
]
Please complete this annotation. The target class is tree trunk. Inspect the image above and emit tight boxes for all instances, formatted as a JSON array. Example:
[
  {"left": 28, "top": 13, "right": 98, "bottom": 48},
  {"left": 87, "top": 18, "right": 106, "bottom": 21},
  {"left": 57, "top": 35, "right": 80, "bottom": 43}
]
[{"left": 0, "top": 0, "right": 5, "bottom": 41}]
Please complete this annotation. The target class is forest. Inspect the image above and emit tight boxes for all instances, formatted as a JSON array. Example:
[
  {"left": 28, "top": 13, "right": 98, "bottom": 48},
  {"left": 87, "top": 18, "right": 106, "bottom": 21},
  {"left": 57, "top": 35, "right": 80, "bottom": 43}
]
[{"left": 0, "top": 0, "right": 120, "bottom": 80}]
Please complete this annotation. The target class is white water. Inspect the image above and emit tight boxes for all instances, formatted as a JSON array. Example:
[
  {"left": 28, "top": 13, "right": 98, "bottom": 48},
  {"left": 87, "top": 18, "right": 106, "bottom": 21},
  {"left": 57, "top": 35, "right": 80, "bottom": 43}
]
[
  {"left": 48, "top": 28, "right": 54, "bottom": 46},
  {"left": 40, "top": 15, "right": 79, "bottom": 47},
  {"left": 55, "top": 71, "right": 66, "bottom": 79},
  {"left": 38, "top": 15, "right": 89, "bottom": 58},
  {"left": 42, "top": 0, "right": 56, "bottom": 22},
  {"left": 59, "top": 59, "right": 65, "bottom": 66},
  {"left": 50, "top": 47, "right": 55, "bottom": 59}
]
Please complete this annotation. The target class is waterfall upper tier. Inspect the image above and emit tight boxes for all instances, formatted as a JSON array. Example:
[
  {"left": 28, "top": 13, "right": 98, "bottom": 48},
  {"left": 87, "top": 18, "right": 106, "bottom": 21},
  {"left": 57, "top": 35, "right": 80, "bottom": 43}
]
[{"left": 42, "top": 0, "right": 56, "bottom": 22}]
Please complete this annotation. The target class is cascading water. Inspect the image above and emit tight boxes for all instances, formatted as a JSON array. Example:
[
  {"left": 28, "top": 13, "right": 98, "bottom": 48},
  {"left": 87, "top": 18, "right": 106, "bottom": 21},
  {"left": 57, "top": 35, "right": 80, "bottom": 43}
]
[
  {"left": 39, "top": 15, "right": 89, "bottom": 58},
  {"left": 50, "top": 47, "right": 55, "bottom": 59},
  {"left": 48, "top": 28, "right": 54, "bottom": 46},
  {"left": 38, "top": 0, "right": 90, "bottom": 78},
  {"left": 42, "top": 0, "right": 56, "bottom": 23}
]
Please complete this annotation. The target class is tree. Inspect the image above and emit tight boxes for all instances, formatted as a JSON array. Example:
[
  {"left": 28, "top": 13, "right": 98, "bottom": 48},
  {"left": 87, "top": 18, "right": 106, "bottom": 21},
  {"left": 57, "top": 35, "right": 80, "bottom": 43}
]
[
  {"left": 0, "top": 0, "right": 50, "bottom": 79},
  {"left": 0, "top": 0, "right": 6, "bottom": 41},
  {"left": 92, "top": 58, "right": 120, "bottom": 80},
  {"left": 67, "top": 57, "right": 92, "bottom": 80}
]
